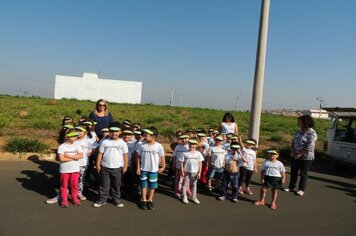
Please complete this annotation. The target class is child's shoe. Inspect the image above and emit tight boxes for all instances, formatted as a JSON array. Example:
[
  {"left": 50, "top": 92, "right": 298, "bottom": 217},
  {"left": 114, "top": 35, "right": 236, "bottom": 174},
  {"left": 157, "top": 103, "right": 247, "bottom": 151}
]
[
  {"left": 140, "top": 200, "right": 147, "bottom": 210},
  {"left": 182, "top": 198, "right": 189, "bottom": 204},
  {"left": 115, "top": 201, "right": 124, "bottom": 208},
  {"left": 246, "top": 187, "right": 253, "bottom": 195},
  {"left": 208, "top": 186, "right": 213, "bottom": 192},
  {"left": 60, "top": 201, "right": 69, "bottom": 208},
  {"left": 147, "top": 201, "right": 155, "bottom": 210},
  {"left": 296, "top": 190, "right": 304, "bottom": 196},
  {"left": 78, "top": 193, "right": 87, "bottom": 201},
  {"left": 238, "top": 186, "right": 244, "bottom": 195},
  {"left": 192, "top": 198, "right": 200, "bottom": 204},
  {"left": 218, "top": 196, "right": 225, "bottom": 201},
  {"left": 92, "top": 201, "right": 107, "bottom": 208},
  {"left": 46, "top": 195, "right": 59, "bottom": 204},
  {"left": 232, "top": 198, "right": 238, "bottom": 203},
  {"left": 73, "top": 199, "right": 81, "bottom": 206},
  {"left": 174, "top": 193, "right": 181, "bottom": 199}
]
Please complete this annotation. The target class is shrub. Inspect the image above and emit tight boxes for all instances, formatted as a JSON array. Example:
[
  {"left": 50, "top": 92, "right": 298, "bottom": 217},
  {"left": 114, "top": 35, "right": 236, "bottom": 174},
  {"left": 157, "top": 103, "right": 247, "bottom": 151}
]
[{"left": 4, "top": 137, "right": 49, "bottom": 153}]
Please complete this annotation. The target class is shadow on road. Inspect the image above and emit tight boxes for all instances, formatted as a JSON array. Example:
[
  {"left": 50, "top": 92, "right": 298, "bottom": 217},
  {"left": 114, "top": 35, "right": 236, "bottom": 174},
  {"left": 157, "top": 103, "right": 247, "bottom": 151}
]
[{"left": 16, "top": 155, "right": 59, "bottom": 198}]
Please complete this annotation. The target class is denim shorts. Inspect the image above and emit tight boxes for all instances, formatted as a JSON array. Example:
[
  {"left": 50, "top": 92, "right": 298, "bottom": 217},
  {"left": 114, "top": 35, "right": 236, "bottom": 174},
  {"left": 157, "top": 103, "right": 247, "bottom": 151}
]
[
  {"left": 140, "top": 171, "right": 158, "bottom": 189},
  {"left": 208, "top": 167, "right": 224, "bottom": 180}
]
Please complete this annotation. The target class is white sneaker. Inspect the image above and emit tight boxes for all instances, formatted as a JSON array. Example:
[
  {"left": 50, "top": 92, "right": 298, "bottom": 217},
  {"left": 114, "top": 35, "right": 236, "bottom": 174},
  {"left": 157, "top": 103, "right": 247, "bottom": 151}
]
[
  {"left": 232, "top": 198, "right": 238, "bottom": 203},
  {"left": 78, "top": 193, "right": 87, "bottom": 201},
  {"left": 182, "top": 198, "right": 189, "bottom": 204},
  {"left": 116, "top": 202, "right": 124, "bottom": 208},
  {"left": 93, "top": 202, "right": 107, "bottom": 208},
  {"left": 192, "top": 198, "right": 200, "bottom": 204},
  {"left": 218, "top": 196, "right": 225, "bottom": 201},
  {"left": 46, "top": 196, "right": 59, "bottom": 204},
  {"left": 296, "top": 190, "right": 304, "bottom": 196}
]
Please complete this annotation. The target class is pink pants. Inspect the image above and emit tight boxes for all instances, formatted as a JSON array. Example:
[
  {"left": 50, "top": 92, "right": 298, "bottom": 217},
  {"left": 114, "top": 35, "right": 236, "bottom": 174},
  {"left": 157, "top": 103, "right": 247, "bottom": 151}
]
[{"left": 60, "top": 172, "right": 79, "bottom": 203}]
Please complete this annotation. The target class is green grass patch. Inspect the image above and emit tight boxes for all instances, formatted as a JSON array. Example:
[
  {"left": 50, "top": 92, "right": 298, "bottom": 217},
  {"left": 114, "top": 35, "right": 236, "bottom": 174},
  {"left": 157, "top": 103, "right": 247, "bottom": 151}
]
[{"left": 4, "top": 137, "right": 50, "bottom": 153}]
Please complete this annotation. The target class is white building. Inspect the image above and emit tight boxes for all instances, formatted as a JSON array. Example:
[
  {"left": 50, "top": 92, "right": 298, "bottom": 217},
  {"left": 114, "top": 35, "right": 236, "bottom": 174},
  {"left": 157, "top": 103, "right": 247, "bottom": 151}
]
[
  {"left": 54, "top": 73, "right": 142, "bottom": 104},
  {"left": 302, "top": 109, "right": 330, "bottom": 119}
]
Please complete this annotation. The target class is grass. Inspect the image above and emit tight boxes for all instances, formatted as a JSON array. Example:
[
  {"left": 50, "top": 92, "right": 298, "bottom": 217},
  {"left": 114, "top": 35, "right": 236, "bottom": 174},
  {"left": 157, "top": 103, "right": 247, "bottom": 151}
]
[
  {"left": 4, "top": 137, "right": 49, "bottom": 154},
  {"left": 0, "top": 94, "right": 331, "bottom": 153}
]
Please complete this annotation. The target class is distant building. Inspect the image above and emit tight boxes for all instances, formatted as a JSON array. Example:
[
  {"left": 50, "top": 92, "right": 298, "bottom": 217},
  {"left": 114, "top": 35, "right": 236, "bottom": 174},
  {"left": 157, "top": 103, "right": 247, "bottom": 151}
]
[
  {"left": 302, "top": 109, "right": 330, "bottom": 119},
  {"left": 54, "top": 73, "right": 142, "bottom": 104}
]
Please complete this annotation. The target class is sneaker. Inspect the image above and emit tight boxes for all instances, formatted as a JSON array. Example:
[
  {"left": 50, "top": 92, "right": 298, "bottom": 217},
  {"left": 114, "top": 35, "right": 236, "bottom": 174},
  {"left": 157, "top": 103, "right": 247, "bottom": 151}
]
[
  {"left": 238, "top": 187, "right": 244, "bottom": 195},
  {"left": 175, "top": 193, "right": 181, "bottom": 199},
  {"left": 78, "top": 193, "right": 87, "bottom": 201},
  {"left": 72, "top": 198, "right": 81, "bottom": 206},
  {"left": 182, "top": 198, "right": 189, "bottom": 204},
  {"left": 46, "top": 196, "right": 59, "bottom": 204},
  {"left": 246, "top": 187, "right": 253, "bottom": 195},
  {"left": 140, "top": 201, "right": 147, "bottom": 210},
  {"left": 283, "top": 188, "right": 294, "bottom": 192},
  {"left": 147, "top": 201, "right": 155, "bottom": 210},
  {"left": 232, "top": 198, "right": 238, "bottom": 203},
  {"left": 192, "top": 198, "right": 200, "bottom": 204},
  {"left": 218, "top": 196, "right": 225, "bottom": 201},
  {"left": 116, "top": 202, "right": 124, "bottom": 208},
  {"left": 208, "top": 186, "right": 212, "bottom": 192},
  {"left": 92, "top": 202, "right": 107, "bottom": 208},
  {"left": 296, "top": 190, "right": 304, "bottom": 196},
  {"left": 60, "top": 201, "right": 69, "bottom": 208}
]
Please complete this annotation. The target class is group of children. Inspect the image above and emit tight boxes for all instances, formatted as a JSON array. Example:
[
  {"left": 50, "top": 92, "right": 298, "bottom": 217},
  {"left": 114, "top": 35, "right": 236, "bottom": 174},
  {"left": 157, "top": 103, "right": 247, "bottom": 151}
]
[{"left": 49, "top": 116, "right": 286, "bottom": 210}]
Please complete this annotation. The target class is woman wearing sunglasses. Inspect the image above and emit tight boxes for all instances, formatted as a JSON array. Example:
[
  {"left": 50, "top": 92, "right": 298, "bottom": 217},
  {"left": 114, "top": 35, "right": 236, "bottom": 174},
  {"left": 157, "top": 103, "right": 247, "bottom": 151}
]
[{"left": 89, "top": 99, "right": 113, "bottom": 140}]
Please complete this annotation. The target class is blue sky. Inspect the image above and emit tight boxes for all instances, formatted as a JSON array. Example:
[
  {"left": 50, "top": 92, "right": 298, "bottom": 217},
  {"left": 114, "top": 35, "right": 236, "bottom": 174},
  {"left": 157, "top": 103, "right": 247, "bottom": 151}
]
[{"left": 1, "top": 0, "right": 355, "bottom": 110}]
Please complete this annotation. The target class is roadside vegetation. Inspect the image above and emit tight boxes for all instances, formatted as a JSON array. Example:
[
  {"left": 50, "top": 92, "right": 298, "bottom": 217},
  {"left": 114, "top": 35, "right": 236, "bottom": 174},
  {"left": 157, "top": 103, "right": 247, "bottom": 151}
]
[{"left": 0, "top": 95, "right": 330, "bottom": 159}]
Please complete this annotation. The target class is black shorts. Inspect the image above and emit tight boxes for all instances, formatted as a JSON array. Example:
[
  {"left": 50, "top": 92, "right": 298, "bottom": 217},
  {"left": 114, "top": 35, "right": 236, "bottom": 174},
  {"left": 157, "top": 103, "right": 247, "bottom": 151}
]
[{"left": 263, "top": 176, "right": 282, "bottom": 189}]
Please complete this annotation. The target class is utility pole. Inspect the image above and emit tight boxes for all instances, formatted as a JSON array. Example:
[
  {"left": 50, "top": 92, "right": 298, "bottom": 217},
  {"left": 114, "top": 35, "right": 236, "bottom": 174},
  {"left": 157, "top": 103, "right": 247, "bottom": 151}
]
[
  {"left": 248, "top": 0, "right": 270, "bottom": 146},
  {"left": 176, "top": 94, "right": 183, "bottom": 107},
  {"left": 170, "top": 87, "right": 174, "bottom": 106},
  {"left": 316, "top": 97, "right": 325, "bottom": 118},
  {"left": 236, "top": 92, "right": 242, "bottom": 112}
]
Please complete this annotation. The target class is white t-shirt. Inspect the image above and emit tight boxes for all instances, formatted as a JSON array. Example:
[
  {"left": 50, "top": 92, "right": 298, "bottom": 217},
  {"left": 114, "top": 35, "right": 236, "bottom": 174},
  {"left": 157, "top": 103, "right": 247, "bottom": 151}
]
[
  {"left": 208, "top": 146, "right": 226, "bottom": 168},
  {"left": 99, "top": 138, "right": 128, "bottom": 168},
  {"left": 179, "top": 151, "right": 204, "bottom": 173},
  {"left": 221, "top": 122, "right": 236, "bottom": 134},
  {"left": 261, "top": 160, "right": 285, "bottom": 177},
  {"left": 58, "top": 142, "right": 83, "bottom": 173},
  {"left": 173, "top": 144, "right": 189, "bottom": 169},
  {"left": 241, "top": 147, "right": 257, "bottom": 171},
  {"left": 75, "top": 137, "right": 93, "bottom": 167},
  {"left": 137, "top": 142, "right": 165, "bottom": 172}
]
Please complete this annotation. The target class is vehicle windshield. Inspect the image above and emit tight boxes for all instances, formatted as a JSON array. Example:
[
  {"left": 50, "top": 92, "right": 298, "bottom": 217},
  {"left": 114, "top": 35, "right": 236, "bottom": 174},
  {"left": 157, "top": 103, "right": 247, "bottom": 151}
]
[{"left": 334, "top": 117, "right": 356, "bottom": 143}]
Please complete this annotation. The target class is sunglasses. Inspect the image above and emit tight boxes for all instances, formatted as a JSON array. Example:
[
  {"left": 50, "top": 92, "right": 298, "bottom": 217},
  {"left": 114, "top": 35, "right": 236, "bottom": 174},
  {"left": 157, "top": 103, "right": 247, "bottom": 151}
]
[{"left": 98, "top": 104, "right": 106, "bottom": 107}]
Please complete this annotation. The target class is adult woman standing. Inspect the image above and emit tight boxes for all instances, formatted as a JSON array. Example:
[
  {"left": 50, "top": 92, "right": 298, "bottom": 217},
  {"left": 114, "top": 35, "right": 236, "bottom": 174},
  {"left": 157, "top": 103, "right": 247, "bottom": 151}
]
[
  {"left": 89, "top": 99, "right": 113, "bottom": 140},
  {"left": 219, "top": 112, "right": 238, "bottom": 135},
  {"left": 285, "top": 115, "right": 317, "bottom": 196}
]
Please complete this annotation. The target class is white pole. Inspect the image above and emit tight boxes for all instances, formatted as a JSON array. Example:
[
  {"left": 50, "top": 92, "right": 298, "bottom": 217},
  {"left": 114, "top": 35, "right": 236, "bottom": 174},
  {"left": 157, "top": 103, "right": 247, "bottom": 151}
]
[{"left": 248, "top": 0, "right": 271, "bottom": 145}]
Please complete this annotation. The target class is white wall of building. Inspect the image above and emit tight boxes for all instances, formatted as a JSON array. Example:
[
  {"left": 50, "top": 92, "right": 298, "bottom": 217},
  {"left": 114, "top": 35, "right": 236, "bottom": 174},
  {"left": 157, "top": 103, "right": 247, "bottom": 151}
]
[{"left": 54, "top": 73, "right": 142, "bottom": 104}]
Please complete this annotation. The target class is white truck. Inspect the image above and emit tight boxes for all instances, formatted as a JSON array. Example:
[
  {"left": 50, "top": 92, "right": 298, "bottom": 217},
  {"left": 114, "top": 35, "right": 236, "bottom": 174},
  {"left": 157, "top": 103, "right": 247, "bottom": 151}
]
[{"left": 323, "top": 107, "right": 356, "bottom": 166}]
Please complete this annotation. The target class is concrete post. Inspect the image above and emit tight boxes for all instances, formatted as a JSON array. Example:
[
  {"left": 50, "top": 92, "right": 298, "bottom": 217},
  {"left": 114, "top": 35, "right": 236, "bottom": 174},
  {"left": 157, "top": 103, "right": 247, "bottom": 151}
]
[{"left": 248, "top": 0, "right": 270, "bottom": 145}]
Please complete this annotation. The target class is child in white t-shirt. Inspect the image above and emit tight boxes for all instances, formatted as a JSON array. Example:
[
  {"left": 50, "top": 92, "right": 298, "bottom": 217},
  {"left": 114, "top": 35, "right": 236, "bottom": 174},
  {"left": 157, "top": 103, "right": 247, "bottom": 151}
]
[
  {"left": 207, "top": 135, "right": 226, "bottom": 191},
  {"left": 122, "top": 129, "right": 136, "bottom": 200},
  {"left": 172, "top": 133, "right": 190, "bottom": 198},
  {"left": 238, "top": 138, "right": 258, "bottom": 195},
  {"left": 254, "top": 150, "right": 285, "bottom": 210},
  {"left": 179, "top": 138, "right": 204, "bottom": 204},
  {"left": 57, "top": 129, "right": 83, "bottom": 208},
  {"left": 136, "top": 127, "right": 165, "bottom": 210},
  {"left": 93, "top": 123, "right": 128, "bottom": 208},
  {"left": 218, "top": 142, "right": 246, "bottom": 202},
  {"left": 75, "top": 126, "right": 95, "bottom": 201}
]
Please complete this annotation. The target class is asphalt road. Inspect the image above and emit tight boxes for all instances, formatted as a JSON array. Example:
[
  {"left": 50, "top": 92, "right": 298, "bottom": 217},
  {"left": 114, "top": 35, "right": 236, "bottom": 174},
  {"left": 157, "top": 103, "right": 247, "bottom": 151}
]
[{"left": 0, "top": 157, "right": 355, "bottom": 236}]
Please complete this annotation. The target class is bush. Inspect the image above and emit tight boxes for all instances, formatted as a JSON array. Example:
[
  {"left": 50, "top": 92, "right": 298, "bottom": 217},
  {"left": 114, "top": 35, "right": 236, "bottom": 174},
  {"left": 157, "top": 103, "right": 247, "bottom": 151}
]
[{"left": 4, "top": 137, "right": 49, "bottom": 153}]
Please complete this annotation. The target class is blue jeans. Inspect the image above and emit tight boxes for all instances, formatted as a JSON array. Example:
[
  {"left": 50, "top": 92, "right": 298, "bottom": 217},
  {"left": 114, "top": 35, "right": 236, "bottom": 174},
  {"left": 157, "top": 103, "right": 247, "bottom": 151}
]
[
  {"left": 220, "top": 170, "right": 239, "bottom": 199},
  {"left": 289, "top": 159, "right": 313, "bottom": 191}
]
